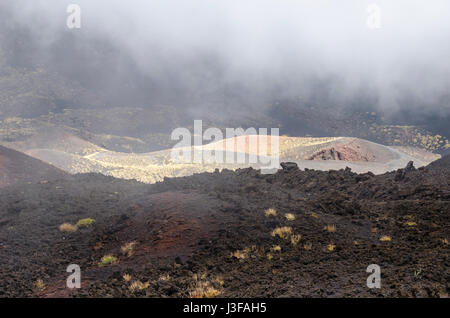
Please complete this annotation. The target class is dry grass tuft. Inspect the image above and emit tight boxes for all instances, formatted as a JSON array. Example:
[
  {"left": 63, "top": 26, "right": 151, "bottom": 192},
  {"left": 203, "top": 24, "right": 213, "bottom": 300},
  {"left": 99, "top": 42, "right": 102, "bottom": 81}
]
[
  {"left": 129, "top": 280, "right": 150, "bottom": 293},
  {"left": 189, "top": 280, "right": 221, "bottom": 298},
  {"left": 59, "top": 223, "right": 77, "bottom": 233},
  {"left": 231, "top": 245, "right": 263, "bottom": 259},
  {"left": 93, "top": 242, "right": 104, "bottom": 250},
  {"left": 380, "top": 235, "right": 392, "bottom": 242},
  {"left": 371, "top": 228, "right": 378, "bottom": 233},
  {"left": 232, "top": 249, "right": 248, "bottom": 259},
  {"left": 405, "top": 221, "right": 417, "bottom": 226},
  {"left": 98, "top": 255, "right": 117, "bottom": 267},
  {"left": 265, "top": 208, "right": 277, "bottom": 217},
  {"left": 270, "top": 245, "right": 281, "bottom": 252},
  {"left": 159, "top": 274, "right": 171, "bottom": 282},
  {"left": 303, "top": 242, "right": 312, "bottom": 250},
  {"left": 123, "top": 274, "right": 132, "bottom": 282},
  {"left": 215, "top": 276, "right": 225, "bottom": 287},
  {"left": 266, "top": 253, "right": 273, "bottom": 260},
  {"left": 285, "top": 213, "right": 296, "bottom": 221},
  {"left": 271, "top": 227, "right": 292, "bottom": 240},
  {"left": 441, "top": 238, "right": 448, "bottom": 245},
  {"left": 327, "top": 243, "right": 336, "bottom": 252},
  {"left": 324, "top": 224, "right": 336, "bottom": 233},
  {"left": 35, "top": 279, "right": 45, "bottom": 290},
  {"left": 290, "top": 234, "right": 301, "bottom": 246},
  {"left": 121, "top": 241, "right": 136, "bottom": 257},
  {"left": 311, "top": 213, "right": 319, "bottom": 219}
]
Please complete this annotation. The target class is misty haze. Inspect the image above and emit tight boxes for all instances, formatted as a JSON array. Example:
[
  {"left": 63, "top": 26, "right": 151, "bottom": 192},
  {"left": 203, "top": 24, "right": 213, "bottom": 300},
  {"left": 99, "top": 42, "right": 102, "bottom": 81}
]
[{"left": 0, "top": 0, "right": 448, "bottom": 301}]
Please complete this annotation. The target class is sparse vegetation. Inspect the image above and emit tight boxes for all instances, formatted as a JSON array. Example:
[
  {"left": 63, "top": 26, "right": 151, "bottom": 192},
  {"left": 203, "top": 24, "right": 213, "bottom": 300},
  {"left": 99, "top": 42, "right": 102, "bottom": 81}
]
[
  {"left": 35, "top": 279, "right": 45, "bottom": 290},
  {"left": 76, "top": 218, "right": 95, "bottom": 228},
  {"left": 189, "top": 276, "right": 222, "bottom": 298},
  {"left": 93, "top": 242, "right": 104, "bottom": 250},
  {"left": 271, "top": 226, "right": 292, "bottom": 240},
  {"left": 270, "top": 245, "right": 281, "bottom": 252},
  {"left": 232, "top": 249, "right": 248, "bottom": 259},
  {"left": 59, "top": 223, "right": 77, "bottom": 233},
  {"left": 123, "top": 274, "right": 132, "bottom": 282},
  {"left": 265, "top": 208, "right": 277, "bottom": 217},
  {"left": 121, "top": 241, "right": 136, "bottom": 257},
  {"left": 324, "top": 224, "right": 336, "bottom": 233},
  {"left": 98, "top": 255, "right": 117, "bottom": 267},
  {"left": 159, "top": 274, "right": 170, "bottom": 282},
  {"left": 285, "top": 213, "right": 295, "bottom": 221},
  {"left": 290, "top": 234, "right": 301, "bottom": 246},
  {"left": 129, "top": 280, "right": 150, "bottom": 293},
  {"left": 215, "top": 276, "right": 225, "bottom": 287},
  {"left": 368, "top": 124, "right": 450, "bottom": 152},
  {"left": 414, "top": 268, "right": 422, "bottom": 279}
]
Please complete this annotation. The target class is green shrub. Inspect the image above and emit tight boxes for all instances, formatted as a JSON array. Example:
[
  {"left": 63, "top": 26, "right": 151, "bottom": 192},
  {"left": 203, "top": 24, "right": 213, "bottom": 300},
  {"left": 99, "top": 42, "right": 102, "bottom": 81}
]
[
  {"left": 98, "top": 255, "right": 117, "bottom": 267},
  {"left": 76, "top": 218, "right": 95, "bottom": 228}
]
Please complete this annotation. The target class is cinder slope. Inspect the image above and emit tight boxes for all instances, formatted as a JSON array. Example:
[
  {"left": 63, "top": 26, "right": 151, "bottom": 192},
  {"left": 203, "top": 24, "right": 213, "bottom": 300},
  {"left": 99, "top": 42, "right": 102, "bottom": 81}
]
[{"left": 0, "top": 145, "right": 67, "bottom": 188}]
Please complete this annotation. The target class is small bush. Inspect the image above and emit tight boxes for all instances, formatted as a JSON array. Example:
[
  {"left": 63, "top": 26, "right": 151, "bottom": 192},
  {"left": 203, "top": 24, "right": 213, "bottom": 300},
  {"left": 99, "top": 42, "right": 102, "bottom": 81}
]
[
  {"left": 35, "top": 279, "right": 45, "bottom": 290},
  {"left": 93, "top": 242, "right": 104, "bottom": 250},
  {"left": 59, "top": 223, "right": 77, "bottom": 233},
  {"left": 215, "top": 276, "right": 224, "bottom": 286},
  {"left": 123, "top": 274, "right": 132, "bottom": 282},
  {"left": 265, "top": 208, "right": 277, "bottom": 217},
  {"left": 232, "top": 249, "right": 248, "bottom": 259},
  {"left": 285, "top": 213, "right": 296, "bottom": 221},
  {"left": 270, "top": 245, "right": 281, "bottom": 252},
  {"left": 290, "top": 234, "right": 301, "bottom": 246},
  {"left": 271, "top": 227, "right": 292, "bottom": 240},
  {"left": 98, "top": 255, "right": 117, "bottom": 267},
  {"left": 76, "top": 218, "right": 95, "bottom": 228},
  {"left": 324, "top": 224, "right": 336, "bottom": 233},
  {"left": 189, "top": 279, "right": 221, "bottom": 298},
  {"left": 129, "top": 280, "right": 150, "bottom": 293},
  {"left": 121, "top": 241, "right": 136, "bottom": 257}
]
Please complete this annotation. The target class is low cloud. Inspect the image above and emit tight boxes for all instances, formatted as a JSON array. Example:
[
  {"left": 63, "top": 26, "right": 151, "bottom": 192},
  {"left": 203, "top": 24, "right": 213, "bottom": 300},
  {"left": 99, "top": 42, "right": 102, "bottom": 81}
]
[{"left": 2, "top": 0, "right": 450, "bottom": 117}]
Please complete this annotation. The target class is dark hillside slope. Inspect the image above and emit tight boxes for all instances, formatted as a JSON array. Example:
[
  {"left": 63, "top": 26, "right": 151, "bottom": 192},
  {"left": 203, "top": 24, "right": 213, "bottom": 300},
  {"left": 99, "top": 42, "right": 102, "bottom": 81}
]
[
  {"left": 0, "top": 145, "right": 67, "bottom": 188},
  {"left": 0, "top": 159, "right": 448, "bottom": 298},
  {"left": 428, "top": 154, "right": 450, "bottom": 170}
]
